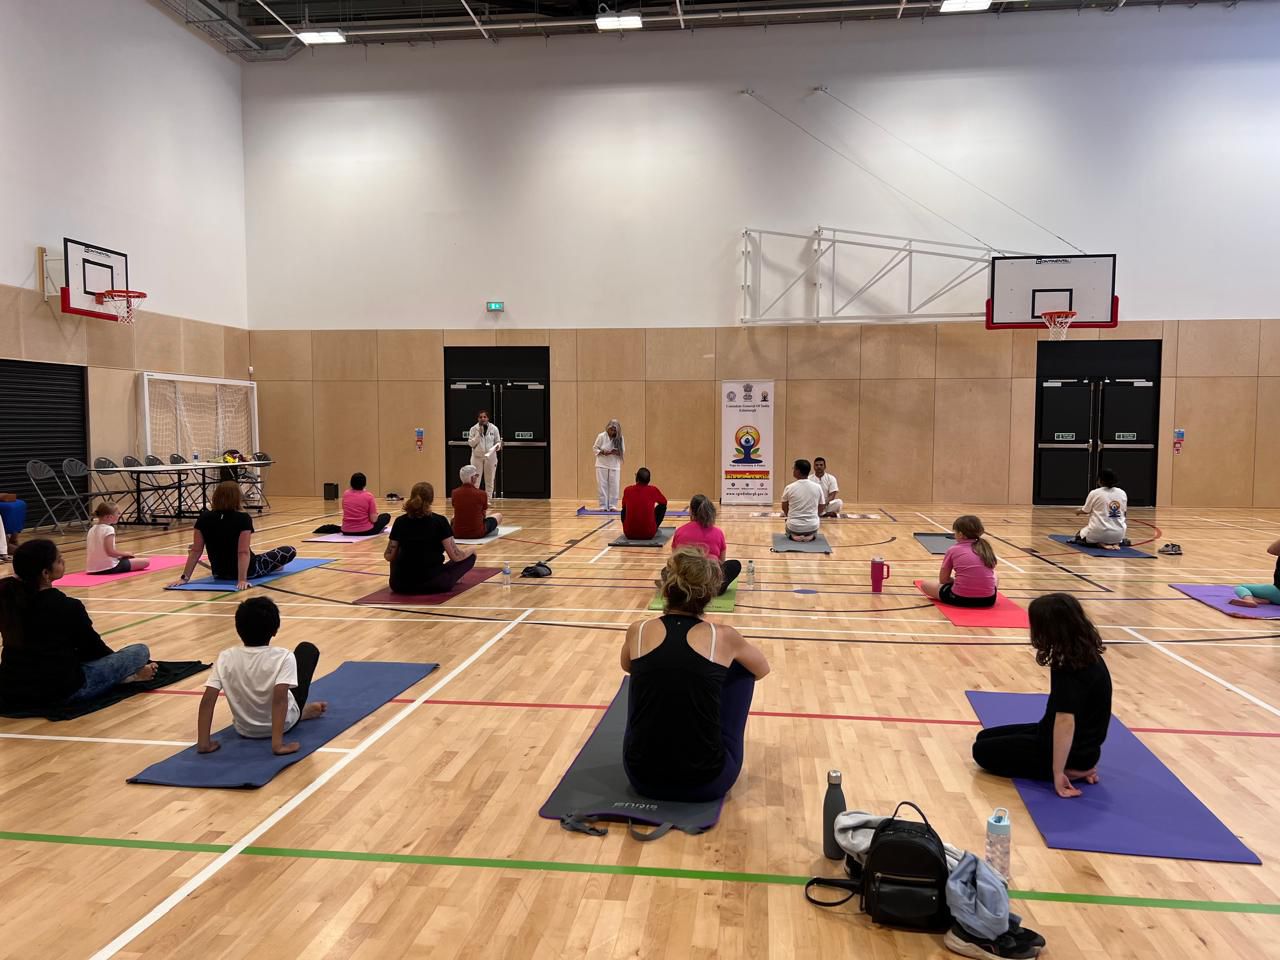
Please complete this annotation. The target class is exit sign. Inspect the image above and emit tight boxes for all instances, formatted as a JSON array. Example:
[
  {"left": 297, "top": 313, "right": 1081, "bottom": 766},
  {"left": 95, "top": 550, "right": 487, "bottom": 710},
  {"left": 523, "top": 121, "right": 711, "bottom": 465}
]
[{"left": 486, "top": 301, "right": 504, "bottom": 313}]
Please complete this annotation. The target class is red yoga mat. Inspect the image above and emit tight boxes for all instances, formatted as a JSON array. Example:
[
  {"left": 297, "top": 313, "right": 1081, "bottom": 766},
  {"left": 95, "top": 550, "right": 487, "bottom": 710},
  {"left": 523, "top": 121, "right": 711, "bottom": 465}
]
[
  {"left": 354, "top": 567, "right": 501, "bottom": 606},
  {"left": 914, "top": 579, "right": 1029, "bottom": 628}
]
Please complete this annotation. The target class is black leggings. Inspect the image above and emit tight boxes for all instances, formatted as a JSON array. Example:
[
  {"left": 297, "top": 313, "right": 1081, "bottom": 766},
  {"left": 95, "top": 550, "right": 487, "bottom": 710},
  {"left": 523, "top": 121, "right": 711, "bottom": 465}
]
[
  {"left": 938, "top": 582, "right": 996, "bottom": 608},
  {"left": 343, "top": 514, "right": 391, "bottom": 536},
  {"left": 292, "top": 641, "right": 320, "bottom": 711},
  {"left": 972, "top": 723, "right": 1100, "bottom": 781},
  {"left": 248, "top": 546, "right": 297, "bottom": 579},
  {"left": 391, "top": 552, "right": 477, "bottom": 595},
  {"left": 719, "top": 559, "right": 742, "bottom": 595}
]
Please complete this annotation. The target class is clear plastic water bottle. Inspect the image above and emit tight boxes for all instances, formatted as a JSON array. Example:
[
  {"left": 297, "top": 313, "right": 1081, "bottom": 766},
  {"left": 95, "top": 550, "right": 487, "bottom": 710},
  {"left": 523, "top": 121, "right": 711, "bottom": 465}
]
[
  {"left": 502, "top": 561, "right": 511, "bottom": 589},
  {"left": 747, "top": 560, "right": 755, "bottom": 589},
  {"left": 985, "top": 807, "right": 1012, "bottom": 881},
  {"left": 192, "top": 449, "right": 199, "bottom": 463},
  {"left": 823, "top": 770, "right": 846, "bottom": 860}
]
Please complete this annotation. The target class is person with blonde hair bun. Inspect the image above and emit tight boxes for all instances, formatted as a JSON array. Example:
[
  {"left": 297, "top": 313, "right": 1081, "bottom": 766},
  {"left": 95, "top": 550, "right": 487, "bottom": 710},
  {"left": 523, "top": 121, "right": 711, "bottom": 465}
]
[
  {"left": 384, "top": 481, "right": 475, "bottom": 595},
  {"left": 620, "top": 547, "right": 771, "bottom": 802}
]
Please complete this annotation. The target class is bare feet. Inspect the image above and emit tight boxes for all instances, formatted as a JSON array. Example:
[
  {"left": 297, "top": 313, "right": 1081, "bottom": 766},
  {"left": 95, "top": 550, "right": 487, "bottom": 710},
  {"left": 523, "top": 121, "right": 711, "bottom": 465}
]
[
  {"left": 301, "top": 701, "right": 329, "bottom": 721},
  {"left": 125, "top": 662, "right": 159, "bottom": 683},
  {"left": 1229, "top": 595, "right": 1259, "bottom": 607},
  {"left": 1066, "top": 766, "right": 1100, "bottom": 785}
]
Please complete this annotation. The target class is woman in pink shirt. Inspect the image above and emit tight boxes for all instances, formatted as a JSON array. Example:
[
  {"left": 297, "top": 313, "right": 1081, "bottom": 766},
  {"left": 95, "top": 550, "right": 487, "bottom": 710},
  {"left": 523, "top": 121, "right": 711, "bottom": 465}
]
[
  {"left": 670, "top": 495, "right": 741, "bottom": 595},
  {"left": 919, "top": 514, "right": 998, "bottom": 608},
  {"left": 341, "top": 473, "right": 391, "bottom": 536}
]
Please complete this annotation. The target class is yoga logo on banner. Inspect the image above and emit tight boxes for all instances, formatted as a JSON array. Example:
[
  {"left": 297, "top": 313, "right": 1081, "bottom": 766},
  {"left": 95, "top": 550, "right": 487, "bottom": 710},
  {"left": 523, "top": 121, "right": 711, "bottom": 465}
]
[{"left": 722, "top": 380, "right": 773, "bottom": 505}]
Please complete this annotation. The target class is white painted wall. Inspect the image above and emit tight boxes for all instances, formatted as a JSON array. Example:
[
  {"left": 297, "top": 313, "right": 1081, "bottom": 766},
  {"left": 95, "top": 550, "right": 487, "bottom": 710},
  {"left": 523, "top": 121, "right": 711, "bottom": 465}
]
[
  {"left": 242, "top": 5, "right": 1280, "bottom": 329},
  {"left": 0, "top": 0, "right": 248, "bottom": 327}
]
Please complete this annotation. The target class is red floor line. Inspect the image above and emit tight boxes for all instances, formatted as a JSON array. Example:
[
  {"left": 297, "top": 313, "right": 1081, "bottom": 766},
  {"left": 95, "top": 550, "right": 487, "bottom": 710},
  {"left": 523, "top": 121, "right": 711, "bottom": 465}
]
[{"left": 135, "top": 689, "right": 1280, "bottom": 738}]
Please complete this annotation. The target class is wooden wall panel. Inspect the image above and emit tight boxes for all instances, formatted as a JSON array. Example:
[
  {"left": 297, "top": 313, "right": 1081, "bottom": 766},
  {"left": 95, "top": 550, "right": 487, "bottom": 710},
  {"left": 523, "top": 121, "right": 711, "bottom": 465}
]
[
  {"left": 256, "top": 381, "right": 315, "bottom": 497},
  {"left": 645, "top": 381, "right": 717, "bottom": 500},
  {"left": 313, "top": 330, "right": 378, "bottom": 381},
  {"left": 182, "top": 319, "right": 226, "bottom": 378},
  {"left": 715, "top": 326, "right": 787, "bottom": 380},
  {"left": 442, "top": 330, "right": 496, "bottom": 346},
  {"left": 1252, "top": 379, "right": 1280, "bottom": 507},
  {"left": 86, "top": 314, "right": 135, "bottom": 370},
  {"left": 577, "top": 329, "right": 645, "bottom": 381},
  {"left": 933, "top": 379, "right": 1011, "bottom": 503},
  {"left": 250, "top": 331, "right": 312, "bottom": 381},
  {"left": 646, "top": 328, "right": 716, "bottom": 381},
  {"left": 1157, "top": 377, "right": 1176, "bottom": 507},
  {"left": 549, "top": 330, "right": 577, "bottom": 382},
  {"left": 0, "top": 285, "right": 22, "bottom": 358},
  {"left": 935, "top": 323, "right": 1012, "bottom": 380},
  {"left": 21, "top": 289, "right": 87, "bottom": 366},
  {"left": 87, "top": 367, "right": 139, "bottom": 465},
  {"left": 860, "top": 324, "right": 935, "bottom": 379},
  {"left": 1008, "top": 378, "right": 1035, "bottom": 504},
  {"left": 577, "top": 381, "right": 645, "bottom": 498},
  {"left": 786, "top": 380, "right": 857, "bottom": 499},
  {"left": 858, "top": 380, "right": 935, "bottom": 502},
  {"left": 787, "top": 325, "right": 860, "bottom": 380},
  {"left": 133, "top": 312, "right": 182, "bottom": 374},
  {"left": 1171, "top": 377, "right": 1257, "bottom": 506},
  {"left": 224, "top": 326, "right": 250, "bottom": 380},
  {"left": 1258, "top": 323, "right": 1280, "bottom": 377},
  {"left": 551, "top": 382, "right": 577, "bottom": 498},
  {"left": 496, "top": 329, "right": 549, "bottom": 346},
  {"left": 1176, "top": 320, "right": 1260, "bottom": 377},
  {"left": 378, "top": 381, "right": 445, "bottom": 499},
  {"left": 313, "top": 381, "right": 381, "bottom": 497},
  {"left": 377, "top": 330, "right": 443, "bottom": 381},
  {"left": 1011, "top": 330, "right": 1038, "bottom": 379}
]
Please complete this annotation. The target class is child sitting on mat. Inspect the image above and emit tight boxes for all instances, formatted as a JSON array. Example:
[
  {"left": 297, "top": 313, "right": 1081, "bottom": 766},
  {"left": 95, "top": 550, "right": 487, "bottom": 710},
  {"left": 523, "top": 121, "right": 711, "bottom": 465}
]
[
  {"left": 1074, "top": 469, "right": 1129, "bottom": 548},
  {"left": 170, "top": 481, "right": 297, "bottom": 591},
  {"left": 919, "top": 515, "right": 998, "bottom": 608},
  {"left": 86, "top": 501, "right": 151, "bottom": 575},
  {"left": 197, "top": 596, "right": 326, "bottom": 757},
  {"left": 1229, "top": 536, "right": 1280, "bottom": 608},
  {"left": 620, "top": 548, "right": 771, "bottom": 803},
  {"left": 972, "top": 593, "right": 1111, "bottom": 799},
  {"left": 341, "top": 473, "right": 391, "bottom": 537}
]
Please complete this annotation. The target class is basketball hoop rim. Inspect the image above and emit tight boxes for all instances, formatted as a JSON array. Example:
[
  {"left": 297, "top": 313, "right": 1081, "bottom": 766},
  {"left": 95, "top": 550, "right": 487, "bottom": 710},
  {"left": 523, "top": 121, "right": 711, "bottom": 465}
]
[{"left": 94, "top": 289, "right": 148, "bottom": 304}]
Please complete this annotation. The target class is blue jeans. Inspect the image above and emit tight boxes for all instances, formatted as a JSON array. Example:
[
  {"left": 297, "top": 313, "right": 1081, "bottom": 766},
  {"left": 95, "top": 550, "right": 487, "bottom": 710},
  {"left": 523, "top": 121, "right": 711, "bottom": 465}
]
[{"left": 68, "top": 644, "right": 151, "bottom": 702}]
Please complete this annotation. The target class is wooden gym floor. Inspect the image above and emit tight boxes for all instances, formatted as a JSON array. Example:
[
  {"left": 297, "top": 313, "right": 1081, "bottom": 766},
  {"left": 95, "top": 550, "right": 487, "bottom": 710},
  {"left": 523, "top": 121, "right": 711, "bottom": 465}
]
[{"left": 1, "top": 498, "right": 1277, "bottom": 959}]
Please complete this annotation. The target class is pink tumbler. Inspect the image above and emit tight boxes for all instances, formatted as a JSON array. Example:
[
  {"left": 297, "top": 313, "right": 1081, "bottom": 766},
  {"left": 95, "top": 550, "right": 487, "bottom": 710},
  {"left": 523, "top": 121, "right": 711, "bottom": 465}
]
[{"left": 870, "top": 556, "right": 890, "bottom": 593}]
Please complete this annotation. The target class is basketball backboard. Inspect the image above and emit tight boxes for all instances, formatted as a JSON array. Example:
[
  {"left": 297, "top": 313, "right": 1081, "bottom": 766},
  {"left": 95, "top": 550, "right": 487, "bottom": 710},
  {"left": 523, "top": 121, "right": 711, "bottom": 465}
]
[
  {"left": 59, "top": 238, "right": 130, "bottom": 321},
  {"left": 986, "top": 254, "right": 1118, "bottom": 329}
]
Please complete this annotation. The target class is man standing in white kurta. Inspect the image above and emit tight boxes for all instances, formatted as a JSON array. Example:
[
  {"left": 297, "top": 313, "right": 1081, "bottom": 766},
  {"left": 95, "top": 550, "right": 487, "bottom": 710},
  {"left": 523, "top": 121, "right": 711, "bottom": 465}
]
[
  {"left": 468, "top": 410, "right": 502, "bottom": 496},
  {"left": 813, "top": 457, "right": 843, "bottom": 518},
  {"left": 592, "top": 419, "right": 624, "bottom": 510}
]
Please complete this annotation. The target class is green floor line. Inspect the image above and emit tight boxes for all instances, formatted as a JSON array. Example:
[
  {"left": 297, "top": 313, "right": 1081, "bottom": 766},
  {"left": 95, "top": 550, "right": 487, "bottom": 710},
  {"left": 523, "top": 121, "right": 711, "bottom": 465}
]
[
  {"left": 1, "top": 829, "right": 1276, "bottom": 915},
  {"left": 100, "top": 591, "right": 235, "bottom": 637}
]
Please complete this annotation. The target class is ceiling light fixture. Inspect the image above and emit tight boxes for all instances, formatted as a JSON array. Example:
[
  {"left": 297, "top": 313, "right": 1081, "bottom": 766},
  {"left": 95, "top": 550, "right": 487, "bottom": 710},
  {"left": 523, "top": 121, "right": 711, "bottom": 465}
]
[
  {"left": 596, "top": 4, "right": 643, "bottom": 30},
  {"left": 298, "top": 28, "right": 347, "bottom": 44},
  {"left": 939, "top": 0, "right": 992, "bottom": 10}
]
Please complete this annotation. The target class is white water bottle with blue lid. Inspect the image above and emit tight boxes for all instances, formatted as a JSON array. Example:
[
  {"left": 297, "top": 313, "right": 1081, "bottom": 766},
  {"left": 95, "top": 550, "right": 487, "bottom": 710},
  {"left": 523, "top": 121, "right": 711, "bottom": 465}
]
[
  {"left": 985, "top": 807, "right": 1012, "bottom": 881},
  {"left": 502, "top": 560, "right": 511, "bottom": 588}
]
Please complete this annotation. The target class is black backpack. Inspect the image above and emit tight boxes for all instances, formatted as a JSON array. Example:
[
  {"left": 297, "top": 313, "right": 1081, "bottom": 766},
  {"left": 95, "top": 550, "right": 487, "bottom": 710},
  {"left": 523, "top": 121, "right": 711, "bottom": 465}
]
[{"left": 859, "top": 801, "right": 951, "bottom": 931}]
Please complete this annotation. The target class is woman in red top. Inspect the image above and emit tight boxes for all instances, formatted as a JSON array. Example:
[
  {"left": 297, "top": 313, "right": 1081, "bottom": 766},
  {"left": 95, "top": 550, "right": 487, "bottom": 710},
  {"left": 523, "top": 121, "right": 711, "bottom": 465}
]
[{"left": 670, "top": 494, "right": 741, "bottom": 595}]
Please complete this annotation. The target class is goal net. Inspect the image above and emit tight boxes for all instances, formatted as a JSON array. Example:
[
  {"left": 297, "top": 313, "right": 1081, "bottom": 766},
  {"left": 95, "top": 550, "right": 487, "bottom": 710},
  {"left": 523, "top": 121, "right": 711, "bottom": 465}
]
[{"left": 141, "top": 374, "right": 258, "bottom": 461}]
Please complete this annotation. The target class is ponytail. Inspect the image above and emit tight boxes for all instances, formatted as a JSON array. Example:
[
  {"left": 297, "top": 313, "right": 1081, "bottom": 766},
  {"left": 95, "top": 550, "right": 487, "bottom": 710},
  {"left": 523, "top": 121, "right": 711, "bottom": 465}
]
[
  {"left": 952, "top": 514, "right": 997, "bottom": 569},
  {"left": 404, "top": 481, "right": 434, "bottom": 518}
]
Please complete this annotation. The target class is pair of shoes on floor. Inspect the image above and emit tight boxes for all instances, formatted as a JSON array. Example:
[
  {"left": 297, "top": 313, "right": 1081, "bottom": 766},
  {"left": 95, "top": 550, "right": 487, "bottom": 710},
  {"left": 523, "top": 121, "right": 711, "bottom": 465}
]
[
  {"left": 944, "top": 921, "right": 1046, "bottom": 959},
  {"left": 1158, "top": 543, "right": 1183, "bottom": 556}
]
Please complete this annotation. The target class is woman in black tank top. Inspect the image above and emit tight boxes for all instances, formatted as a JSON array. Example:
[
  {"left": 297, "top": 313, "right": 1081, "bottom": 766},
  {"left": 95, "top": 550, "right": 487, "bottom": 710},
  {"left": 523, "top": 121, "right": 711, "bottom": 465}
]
[{"left": 622, "top": 547, "right": 771, "bottom": 803}]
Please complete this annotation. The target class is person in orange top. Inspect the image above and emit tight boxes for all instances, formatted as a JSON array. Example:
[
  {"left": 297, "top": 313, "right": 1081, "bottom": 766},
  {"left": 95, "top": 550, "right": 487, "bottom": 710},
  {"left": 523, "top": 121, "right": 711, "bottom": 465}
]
[
  {"left": 621, "top": 468, "right": 668, "bottom": 541},
  {"left": 451, "top": 465, "right": 504, "bottom": 539}
]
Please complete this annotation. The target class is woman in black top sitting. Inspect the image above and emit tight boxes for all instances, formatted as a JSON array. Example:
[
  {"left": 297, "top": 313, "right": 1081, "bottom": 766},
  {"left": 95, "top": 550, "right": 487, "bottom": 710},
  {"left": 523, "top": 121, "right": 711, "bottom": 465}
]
[
  {"left": 171, "top": 481, "right": 297, "bottom": 591},
  {"left": 972, "top": 592, "right": 1112, "bottom": 798},
  {"left": 621, "top": 547, "right": 771, "bottom": 803},
  {"left": 384, "top": 482, "right": 476, "bottom": 595},
  {"left": 0, "top": 539, "right": 156, "bottom": 710}
]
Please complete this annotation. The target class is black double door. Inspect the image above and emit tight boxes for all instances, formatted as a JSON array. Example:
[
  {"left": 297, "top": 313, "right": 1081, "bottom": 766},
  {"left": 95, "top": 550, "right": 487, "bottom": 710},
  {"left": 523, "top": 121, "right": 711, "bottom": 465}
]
[
  {"left": 1034, "top": 341, "right": 1160, "bottom": 507},
  {"left": 444, "top": 347, "right": 550, "bottom": 499}
]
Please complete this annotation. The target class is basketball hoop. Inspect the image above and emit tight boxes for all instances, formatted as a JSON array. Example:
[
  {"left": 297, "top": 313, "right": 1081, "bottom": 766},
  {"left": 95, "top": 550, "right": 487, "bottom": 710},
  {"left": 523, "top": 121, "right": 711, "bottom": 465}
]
[
  {"left": 1040, "top": 310, "right": 1078, "bottom": 342},
  {"left": 95, "top": 289, "right": 147, "bottom": 325}
]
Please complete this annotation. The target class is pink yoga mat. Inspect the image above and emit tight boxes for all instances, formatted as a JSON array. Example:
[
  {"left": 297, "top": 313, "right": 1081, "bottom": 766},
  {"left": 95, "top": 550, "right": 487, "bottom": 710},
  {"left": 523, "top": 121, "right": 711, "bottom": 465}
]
[
  {"left": 54, "top": 555, "right": 188, "bottom": 587},
  {"left": 914, "top": 579, "right": 1029, "bottom": 628},
  {"left": 354, "top": 567, "right": 501, "bottom": 606}
]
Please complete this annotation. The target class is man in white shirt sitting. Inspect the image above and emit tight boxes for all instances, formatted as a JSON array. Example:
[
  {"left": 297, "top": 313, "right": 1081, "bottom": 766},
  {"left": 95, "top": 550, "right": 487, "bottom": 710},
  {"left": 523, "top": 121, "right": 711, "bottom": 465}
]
[
  {"left": 813, "top": 457, "right": 843, "bottom": 518},
  {"left": 781, "top": 459, "right": 826, "bottom": 542},
  {"left": 1075, "top": 468, "right": 1129, "bottom": 548}
]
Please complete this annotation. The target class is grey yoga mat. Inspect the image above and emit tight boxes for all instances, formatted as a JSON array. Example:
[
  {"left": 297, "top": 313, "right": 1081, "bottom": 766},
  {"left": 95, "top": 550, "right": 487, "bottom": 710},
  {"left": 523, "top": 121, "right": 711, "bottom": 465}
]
[
  {"left": 608, "top": 526, "right": 675, "bottom": 547},
  {"left": 770, "top": 533, "right": 832, "bottom": 554},
  {"left": 538, "top": 678, "right": 726, "bottom": 841},
  {"left": 913, "top": 532, "right": 956, "bottom": 555}
]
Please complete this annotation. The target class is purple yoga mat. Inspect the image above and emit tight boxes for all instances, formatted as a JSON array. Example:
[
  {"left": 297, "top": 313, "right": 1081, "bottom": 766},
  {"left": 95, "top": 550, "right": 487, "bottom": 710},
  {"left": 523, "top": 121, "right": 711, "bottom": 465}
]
[
  {"left": 966, "top": 691, "right": 1260, "bottom": 864},
  {"left": 1170, "top": 583, "right": 1280, "bottom": 619}
]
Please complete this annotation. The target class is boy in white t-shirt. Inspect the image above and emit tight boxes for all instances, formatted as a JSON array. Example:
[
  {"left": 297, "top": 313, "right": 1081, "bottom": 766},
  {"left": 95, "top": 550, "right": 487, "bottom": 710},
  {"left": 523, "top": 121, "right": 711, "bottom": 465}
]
[
  {"left": 197, "top": 597, "right": 327, "bottom": 756},
  {"left": 781, "top": 459, "right": 826, "bottom": 542},
  {"left": 86, "top": 501, "right": 151, "bottom": 574},
  {"left": 1074, "top": 469, "right": 1129, "bottom": 548}
]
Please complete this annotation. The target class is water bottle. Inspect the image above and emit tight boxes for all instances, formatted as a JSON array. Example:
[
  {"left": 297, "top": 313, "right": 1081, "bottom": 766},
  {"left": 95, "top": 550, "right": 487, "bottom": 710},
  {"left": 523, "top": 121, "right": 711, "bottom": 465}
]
[
  {"left": 870, "top": 556, "right": 890, "bottom": 594},
  {"left": 502, "top": 561, "right": 511, "bottom": 589},
  {"left": 823, "top": 770, "right": 846, "bottom": 860},
  {"left": 985, "top": 807, "right": 1012, "bottom": 881},
  {"left": 747, "top": 560, "right": 756, "bottom": 589},
  {"left": 192, "top": 449, "right": 199, "bottom": 463}
]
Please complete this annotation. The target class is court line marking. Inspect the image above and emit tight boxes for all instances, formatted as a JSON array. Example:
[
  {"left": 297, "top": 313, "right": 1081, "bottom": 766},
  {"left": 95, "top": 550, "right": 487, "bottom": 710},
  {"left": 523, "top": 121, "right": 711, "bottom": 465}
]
[
  {"left": 88, "top": 608, "right": 535, "bottom": 960},
  {"left": 0, "top": 732, "right": 351, "bottom": 753},
  {"left": 587, "top": 545, "right": 611, "bottom": 564},
  {"left": 1121, "top": 626, "right": 1280, "bottom": 720},
  {"left": 915, "top": 512, "right": 951, "bottom": 531},
  {"left": 3, "top": 829, "right": 1276, "bottom": 916}
]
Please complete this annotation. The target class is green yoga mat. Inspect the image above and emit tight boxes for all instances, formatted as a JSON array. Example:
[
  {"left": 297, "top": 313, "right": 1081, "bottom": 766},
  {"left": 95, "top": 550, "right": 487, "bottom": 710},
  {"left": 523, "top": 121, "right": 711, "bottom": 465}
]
[{"left": 648, "top": 579, "right": 739, "bottom": 612}]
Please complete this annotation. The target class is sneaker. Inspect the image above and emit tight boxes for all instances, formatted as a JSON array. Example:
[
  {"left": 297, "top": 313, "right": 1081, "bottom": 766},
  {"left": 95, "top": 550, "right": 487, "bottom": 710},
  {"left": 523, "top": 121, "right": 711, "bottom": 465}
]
[
  {"left": 1158, "top": 543, "right": 1182, "bottom": 556},
  {"left": 1007, "top": 920, "right": 1046, "bottom": 952},
  {"left": 943, "top": 923, "right": 1039, "bottom": 960}
]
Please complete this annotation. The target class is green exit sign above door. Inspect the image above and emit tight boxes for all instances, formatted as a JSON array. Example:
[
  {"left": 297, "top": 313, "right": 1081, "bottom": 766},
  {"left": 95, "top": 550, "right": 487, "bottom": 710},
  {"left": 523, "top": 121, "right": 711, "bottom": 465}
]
[{"left": 486, "top": 301, "right": 504, "bottom": 313}]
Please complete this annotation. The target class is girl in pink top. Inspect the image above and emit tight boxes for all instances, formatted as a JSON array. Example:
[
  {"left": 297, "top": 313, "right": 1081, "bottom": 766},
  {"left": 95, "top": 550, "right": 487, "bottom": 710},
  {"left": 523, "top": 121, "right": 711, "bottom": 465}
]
[
  {"left": 670, "top": 495, "right": 742, "bottom": 595},
  {"left": 919, "top": 515, "right": 998, "bottom": 608},
  {"left": 341, "top": 473, "right": 391, "bottom": 536}
]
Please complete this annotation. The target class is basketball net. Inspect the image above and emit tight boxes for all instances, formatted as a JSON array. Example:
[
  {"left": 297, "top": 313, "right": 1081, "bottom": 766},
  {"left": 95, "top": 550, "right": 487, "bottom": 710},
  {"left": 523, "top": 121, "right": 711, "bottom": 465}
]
[
  {"left": 95, "top": 289, "right": 147, "bottom": 325},
  {"left": 1040, "top": 310, "right": 1077, "bottom": 342}
]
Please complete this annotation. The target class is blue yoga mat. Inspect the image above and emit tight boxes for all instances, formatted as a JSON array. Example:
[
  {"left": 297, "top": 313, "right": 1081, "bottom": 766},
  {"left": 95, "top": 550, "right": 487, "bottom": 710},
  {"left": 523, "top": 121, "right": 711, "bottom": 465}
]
[
  {"left": 1047, "top": 535, "right": 1154, "bottom": 559},
  {"left": 166, "top": 557, "right": 335, "bottom": 590},
  {"left": 967, "top": 691, "right": 1260, "bottom": 864},
  {"left": 128, "top": 661, "right": 437, "bottom": 788}
]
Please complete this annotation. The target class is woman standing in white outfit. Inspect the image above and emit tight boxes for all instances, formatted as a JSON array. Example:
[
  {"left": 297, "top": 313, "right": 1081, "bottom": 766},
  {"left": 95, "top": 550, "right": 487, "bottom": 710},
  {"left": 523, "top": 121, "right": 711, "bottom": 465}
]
[{"left": 593, "top": 419, "right": 625, "bottom": 510}]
